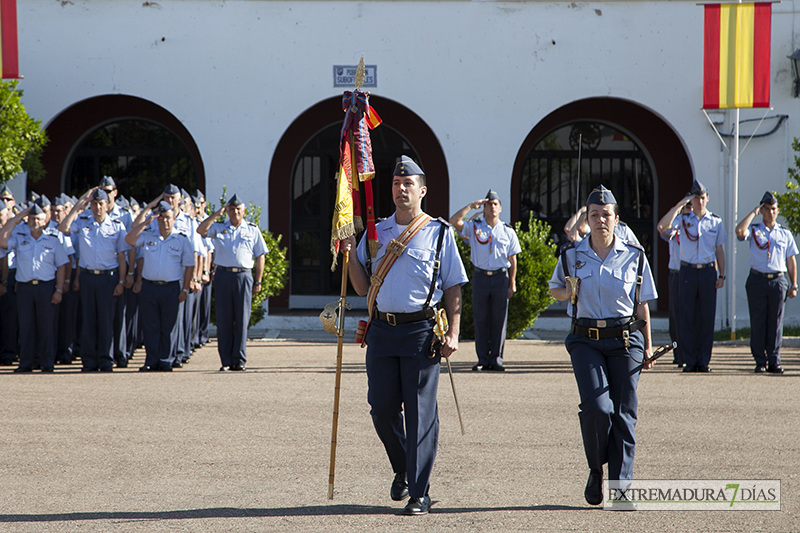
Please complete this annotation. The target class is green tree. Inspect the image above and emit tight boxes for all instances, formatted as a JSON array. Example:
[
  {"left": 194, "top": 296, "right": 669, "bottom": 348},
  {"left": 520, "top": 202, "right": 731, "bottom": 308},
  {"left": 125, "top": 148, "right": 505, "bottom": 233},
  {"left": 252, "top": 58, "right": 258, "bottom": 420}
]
[
  {"left": 456, "top": 214, "right": 558, "bottom": 340},
  {"left": 0, "top": 80, "right": 48, "bottom": 182},
  {"left": 208, "top": 188, "right": 288, "bottom": 327},
  {"left": 775, "top": 137, "right": 800, "bottom": 235}
]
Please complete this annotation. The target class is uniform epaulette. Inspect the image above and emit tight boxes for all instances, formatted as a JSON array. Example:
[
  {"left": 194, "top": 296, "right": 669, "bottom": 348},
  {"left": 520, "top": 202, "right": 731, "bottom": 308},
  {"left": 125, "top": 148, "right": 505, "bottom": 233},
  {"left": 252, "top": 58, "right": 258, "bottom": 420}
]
[
  {"left": 247, "top": 221, "right": 259, "bottom": 228},
  {"left": 78, "top": 212, "right": 91, "bottom": 219},
  {"left": 618, "top": 221, "right": 628, "bottom": 228},
  {"left": 111, "top": 218, "right": 124, "bottom": 225},
  {"left": 711, "top": 212, "right": 721, "bottom": 219},
  {"left": 175, "top": 228, "right": 189, "bottom": 237},
  {"left": 504, "top": 222, "right": 514, "bottom": 229},
  {"left": 559, "top": 241, "right": 576, "bottom": 255},
  {"left": 625, "top": 241, "right": 645, "bottom": 252},
  {"left": 436, "top": 216, "right": 453, "bottom": 228}
]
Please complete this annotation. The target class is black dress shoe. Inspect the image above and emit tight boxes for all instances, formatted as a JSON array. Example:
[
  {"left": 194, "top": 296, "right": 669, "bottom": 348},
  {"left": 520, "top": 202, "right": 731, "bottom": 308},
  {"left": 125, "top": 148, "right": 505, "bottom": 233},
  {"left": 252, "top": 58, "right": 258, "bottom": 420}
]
[
  {"left": 230, "top": 363, "right": 246, "bottom": 371},
  {"left": 139, "top": 365, "right": 154, "bottom": 372},
  {"left": 81, "top": 367, "right": 98, "bottom": 373},
  {"left": 471, "top": 364, "right": 484, "bottom": 372},
  {"left": 158, "top": 365, "right": 173, "bottom": 372},
  {"left": 487, "top": 364, "right": 506, "bottom": 372},
  {"left": 584, "top": 470, "right": 603, "bottom": 505},
  {"left": 697, "top": 366, "right": 712, "bottom": 373},
  {"left": 402, "top": 495, "right": 431, "bottom": 515},
  {"left": 99, "top": 367, "right": 114, "bottom": 372},
  {"left": 219, "top": 366, "right": 230, "bottom": 372},
  {"left": 767, "top": 365, "right": 785, "bottom": 374},
  {"left": 755, "top": 365, "right": 767, "bottom": 373},
  {"left": 115, "top": 357, "right": 128, "bottom": 368},
  {"left": 172, "top": 360, "right": 183, "bottom": 368},
  {"left": 390, "top": 472, "right": 408, "bottom": 501},
  {"left": 40, "top": 367, "right": 54, "bottom": 373},
  {"left": 13, "top": 367, "right": 33, "bottom": 373},
  {"left": 682, "top": 365, "right": 697, "bottom": 373}
]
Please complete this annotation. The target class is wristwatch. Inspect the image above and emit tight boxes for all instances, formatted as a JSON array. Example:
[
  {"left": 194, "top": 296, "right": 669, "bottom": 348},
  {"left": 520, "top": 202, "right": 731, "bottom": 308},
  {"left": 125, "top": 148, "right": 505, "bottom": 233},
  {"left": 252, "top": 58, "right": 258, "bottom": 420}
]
[
  {"left": 792, "top": 285, "right": 798, "bottom": 291},
  {"left": 718, "top": 275, "right": 726, "bottom": 280},
  {"left": 182, "top": 288, "right": 190, "bottom": 293}
]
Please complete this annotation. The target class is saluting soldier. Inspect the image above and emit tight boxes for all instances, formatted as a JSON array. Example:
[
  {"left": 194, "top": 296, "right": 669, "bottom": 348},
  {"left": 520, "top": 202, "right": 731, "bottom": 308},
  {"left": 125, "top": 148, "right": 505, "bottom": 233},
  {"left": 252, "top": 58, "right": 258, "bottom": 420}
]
[
  {"left": 59, "top": 188, "right": 130, "bottom": 372},
  {"left": 52, "top": 195, "right": 78, "bottom": 364},
  {"left": 0, "top": 204, "right": 69, "bottom": 373},
  {"left": 194, "top": 191, "right": 213, "bottom": 348},
  {"left": 341, "top": 155, "right": 468, "bottom": 516},
  {"left": 660, "top": 180, "right": 727, "bottom": 373},
  {"left": 0, "top": 199, "right": 20, "bottom": 365},
  {"left": 0, "top": 186, "right": 15, "bottom": 211},
  {"left": 549, "top": 185, "right": 657, "bottom": 507},
  {"left": 126, "top": 202, "right": 195, "bottom": 371},
  {"left": 735, "top": 191, "right": 798, "bottom": 374},
  {"left": 449, "top": 190, "right": 521, "bottom": 372},
  {"left": 197, "top": 194, "right": 267, "bottom": 372}
]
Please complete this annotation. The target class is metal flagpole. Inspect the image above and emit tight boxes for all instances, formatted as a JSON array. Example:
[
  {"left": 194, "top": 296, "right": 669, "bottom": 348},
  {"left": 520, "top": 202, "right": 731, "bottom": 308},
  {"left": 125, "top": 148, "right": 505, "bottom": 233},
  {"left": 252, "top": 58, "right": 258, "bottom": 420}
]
[{"left": 730, "top": 108, "right": 739, "bottom": 340}]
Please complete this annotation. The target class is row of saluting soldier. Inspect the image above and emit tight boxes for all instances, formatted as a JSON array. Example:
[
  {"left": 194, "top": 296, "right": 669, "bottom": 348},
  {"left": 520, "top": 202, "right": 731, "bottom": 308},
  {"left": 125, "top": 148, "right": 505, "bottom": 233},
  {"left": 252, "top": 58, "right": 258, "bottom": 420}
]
[{"left": 0, "top": 178, "right": 267, "bottom": 374}]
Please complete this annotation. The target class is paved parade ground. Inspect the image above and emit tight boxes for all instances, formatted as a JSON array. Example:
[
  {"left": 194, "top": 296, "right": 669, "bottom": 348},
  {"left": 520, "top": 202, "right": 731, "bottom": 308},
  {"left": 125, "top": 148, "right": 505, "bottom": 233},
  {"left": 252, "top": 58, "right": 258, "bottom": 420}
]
[{"left": 1, "top": 337, "right": 798, "bottom": 532}]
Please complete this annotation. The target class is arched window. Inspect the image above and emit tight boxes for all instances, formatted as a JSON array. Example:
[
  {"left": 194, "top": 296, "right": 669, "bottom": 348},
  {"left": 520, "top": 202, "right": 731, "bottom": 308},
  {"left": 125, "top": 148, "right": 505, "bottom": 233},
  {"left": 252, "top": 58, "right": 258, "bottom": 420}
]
[
  {"left": 519, "top": 121, "right": 655, "bottom": 261},
  {"left": 290, "top": 122, "right": 421, "bottom": 301},
  {"left": 66, "top": 119, "right": 198, "bottom": 200}
]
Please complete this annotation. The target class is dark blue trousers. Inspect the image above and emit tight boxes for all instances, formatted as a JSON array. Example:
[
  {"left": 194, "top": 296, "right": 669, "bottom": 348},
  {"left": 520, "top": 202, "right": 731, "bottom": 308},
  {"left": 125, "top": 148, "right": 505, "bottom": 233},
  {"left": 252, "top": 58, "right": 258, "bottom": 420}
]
[
  {"left": 472, "top": 270, "right": 509, "bottom": 367},
  {"left": 113, "top": 286, "right": 127, "bottom": 365},
  {"left": 745, "top": 273, "right": 787, "bottom": 367},
  {"left": 678, "top": 265, "right": 717, "bottom": 368},
  {"left": 667, "top": 271, "right": 682, "bottom": 364},
  {"left": 214, "top": 270, "right": 252, "bottom": 367},
  {"left": 16, "top": 280, "right": 58, "bottom": 370},
  {"left": 0, "top": 268, "right": 19, "bottom": 364},
  {"left": 79, "top": 270, "right": 119, "bottom": 371},
  {"left": 365, "top": 318, "right": 440, "bottom": 498},
  {"left": 198, "top": 281, "right": 212, "bottom": 345},
  {"left": 140, "top": 280, "right": 181, "bottom": 369},
  {"left": 124, "top": 286, "right": 139, "bottom": 358},
  {"left": 566, "top": 331, "right": 643, "bottom": 481},
  {"left": 57, "top": 269, "right": 78, "bottom": 363}
]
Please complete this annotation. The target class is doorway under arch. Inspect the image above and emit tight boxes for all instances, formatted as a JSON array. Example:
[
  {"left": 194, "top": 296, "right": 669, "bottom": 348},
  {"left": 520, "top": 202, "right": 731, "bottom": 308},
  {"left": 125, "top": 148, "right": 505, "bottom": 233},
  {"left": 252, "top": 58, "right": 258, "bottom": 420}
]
[
  {"left": 268, "top": 95, "right": 449, "bottom": 309},
  {"left": 512, "top": 97, "right": 694, "bottom": 311}
]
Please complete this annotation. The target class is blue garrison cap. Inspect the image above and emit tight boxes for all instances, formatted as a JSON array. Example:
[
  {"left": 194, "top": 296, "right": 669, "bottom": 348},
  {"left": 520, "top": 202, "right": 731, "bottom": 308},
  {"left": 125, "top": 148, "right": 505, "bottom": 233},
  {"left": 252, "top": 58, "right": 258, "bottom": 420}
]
[
  {"left": 91, "top": 189, "right": 109, "bottom": 202},
  {"left": 163, "top": 184, "right": 181, "bottom": 195},
  {"left": 761, "top": 191, "right": 778, "bottom": 206},
  {"left": 129, "top": 197, "right": 139, "bottom": 208},
  {"left": 690, "top": 179, "right": 707, "bottom": 196},
  {"left": 0, "top": 186, "right": 13, "bottom": 199},
  {"left": 191, "top": 195, "right": 202, "bottom": 206},
  {"left": 99, "top": 176, "right": 116, "bottom": 188},
  {"left": 29, "top": 203, "right": 45, "bottom": 216},
  {"left": 485, "top": 190, "right": 500, "bottom": 202},
  {"left": 116, "top": 196, "right": 130, "bottom": 209},
  {"left": 393, "top": 155, "right": 425, "bottom": 177},
  {"left": 70, "top": 195, "right": 78, "bottom": 204},
  {"left": 195, "top": 189, "right": 205, "bottom": 200},
  {"left": 586, "top": 184, "right": 617, "bottom": 205},
  {"left": 53, "top": 195, "right": 67, "bottom": 207},
  {"left": 34, "top": 194, "right": 50, "bottom": 207},
  {"left": 180, "top": 188, "right": 190, "bottom": 199},
  {"left": 156, "top": 201, "right": 174, "bottom": 214},
  {"left": 227, "top": 194, "right": 244, "bottom": 207},
  {"left": 28, "top": 191, "right": 40, "bottom": 202}
]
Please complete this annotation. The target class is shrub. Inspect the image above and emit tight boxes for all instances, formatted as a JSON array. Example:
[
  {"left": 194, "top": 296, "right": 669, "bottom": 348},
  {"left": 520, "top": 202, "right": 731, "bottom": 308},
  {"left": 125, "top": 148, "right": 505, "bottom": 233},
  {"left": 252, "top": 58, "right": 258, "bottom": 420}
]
[
  {"left": 456, "top": 214, "right": 557, "bottom": 339},
  {"left": 776, "top": 137, "right": 800, "bottom": 235}
]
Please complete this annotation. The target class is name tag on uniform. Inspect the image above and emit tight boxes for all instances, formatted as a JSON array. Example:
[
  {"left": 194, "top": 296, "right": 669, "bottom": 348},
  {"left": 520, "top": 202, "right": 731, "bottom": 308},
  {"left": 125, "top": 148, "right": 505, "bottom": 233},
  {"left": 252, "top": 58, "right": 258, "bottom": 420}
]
[{"left": 575, "top": 260, "right": 586, "bottom": 269}]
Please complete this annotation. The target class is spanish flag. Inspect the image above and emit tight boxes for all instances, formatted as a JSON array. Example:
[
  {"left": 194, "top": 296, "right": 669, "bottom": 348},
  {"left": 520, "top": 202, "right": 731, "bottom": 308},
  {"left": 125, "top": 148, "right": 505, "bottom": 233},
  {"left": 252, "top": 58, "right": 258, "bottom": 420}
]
[
  {"left": 703, "top": 2, "right": 771, "bottom": 109},
  {"left": 0, "top": 0, "right": 19, "bottom": 79}
]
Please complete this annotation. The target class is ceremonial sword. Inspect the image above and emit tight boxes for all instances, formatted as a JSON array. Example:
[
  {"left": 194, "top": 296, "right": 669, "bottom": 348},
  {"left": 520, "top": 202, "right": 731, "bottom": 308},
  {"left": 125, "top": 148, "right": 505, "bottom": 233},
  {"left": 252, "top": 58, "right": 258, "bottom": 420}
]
[{"left": 431, "top": 308, "right": 466, "bottom": 435}]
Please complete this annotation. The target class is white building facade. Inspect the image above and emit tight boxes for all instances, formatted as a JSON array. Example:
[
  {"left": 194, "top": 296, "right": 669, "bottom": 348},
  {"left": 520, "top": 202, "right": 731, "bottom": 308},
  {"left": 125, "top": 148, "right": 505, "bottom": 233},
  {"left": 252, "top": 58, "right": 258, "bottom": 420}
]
[{"left": 10, "top": 0, "right": 800, "bottom": 327}]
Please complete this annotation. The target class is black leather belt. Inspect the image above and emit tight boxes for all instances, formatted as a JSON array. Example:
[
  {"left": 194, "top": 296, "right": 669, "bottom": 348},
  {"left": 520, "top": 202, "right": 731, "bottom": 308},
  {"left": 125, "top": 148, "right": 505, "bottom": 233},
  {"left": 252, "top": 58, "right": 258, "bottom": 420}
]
[
  {"left": 750, "top": 269, "right": 782, "bottom": 280},
  {"left": 375, "top": 308, "right": 435, "bottom": 326},
  {"left": 84, "top": 268, "right": 118, "bottom": 275},
  {"left": 145, "top": 279, "right": 178, "bottom": 286},
  {"left": 680, "top": 261, "right": 715, "bottom": 269},
  {"left": 571, "top": 318, "right": 646, "bottom": 341},
  {"left": 475, "top": 267, "right": 507, "bottom": 276},
  {"left": 669, "top": 269, "right": 680, "bottom": 274},
  {"left": 18, "top": 279, "right": 53, "bottom": 285},
  {"left": 216, "top": 266, "right": 251, "bottom": 273}
]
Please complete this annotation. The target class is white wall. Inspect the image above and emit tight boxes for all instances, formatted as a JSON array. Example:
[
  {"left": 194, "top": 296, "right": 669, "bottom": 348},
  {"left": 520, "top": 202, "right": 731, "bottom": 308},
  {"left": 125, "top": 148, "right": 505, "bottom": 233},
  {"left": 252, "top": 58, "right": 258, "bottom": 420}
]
[{"left": 14, "top": 0, "right": 800, "bottom": 325}]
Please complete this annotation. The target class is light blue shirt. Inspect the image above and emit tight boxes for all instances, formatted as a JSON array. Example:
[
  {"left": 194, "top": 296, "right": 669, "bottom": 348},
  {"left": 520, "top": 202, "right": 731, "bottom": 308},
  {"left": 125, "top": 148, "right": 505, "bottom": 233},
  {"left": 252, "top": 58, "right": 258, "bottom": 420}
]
[
  {"left": 460, "top": 218, "right": 521, "bottom": 270},
  {"left": 677, "top": 210, "right": 727, "bottom": 265},
  {"left": 70, "top": 213, "right": 131, "bottom": 270},
  {"left": 739, "top": 221, "right": 798, "bottom": 273},
  {"left": 357, "top": 214, "right": 468, "bottom": 314},
  {"left": 206, "top": 220, "right": 267, "bottom": 269},
  {"left": 7, "top": 230, "right": 69, "bottom": 282},
  {"left": 135, "top": 227, "right": 195, "bottom": 282},
  {"left": 550, "top": 235, "right": 658, "bottom": 319},
  {"left": 108, "top": 204, "right": 133, "bottom": 230},
  {"left": 660, "top": 224, "right": 681, "bottom": 271}
]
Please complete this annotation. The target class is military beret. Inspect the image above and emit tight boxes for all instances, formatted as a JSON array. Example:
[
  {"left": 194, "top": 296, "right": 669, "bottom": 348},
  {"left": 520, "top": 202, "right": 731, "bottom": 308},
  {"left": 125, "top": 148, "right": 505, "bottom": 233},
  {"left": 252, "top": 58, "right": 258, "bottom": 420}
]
[
  {"left": 690, "top": 179, "right": 707, "bottom": 196},
  {"left": 163, "top": 184, "right": 181, "bottom": 195},
  {"left": 393, "top": 155, "right": 424, "bottom": 177},
  {"left": 99, "top": 176, "right": 116, "bottom": 188},
  {"left": 227, "top": 194, "right": 244, "bottom": 207},
  {"left": 586, "top": 184, "right": 617, "bottom": 206},
  {"left": 91, "top": 190, "right": 109, "bottom": 202},
  {"left": 760, "top": 191, "right": 778, "bottom": 206}
]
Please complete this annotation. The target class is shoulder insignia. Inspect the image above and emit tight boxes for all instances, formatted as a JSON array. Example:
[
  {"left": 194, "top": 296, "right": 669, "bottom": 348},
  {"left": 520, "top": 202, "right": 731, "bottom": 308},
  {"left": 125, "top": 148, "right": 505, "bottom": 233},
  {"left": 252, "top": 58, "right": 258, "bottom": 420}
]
[
  {"left": 247, "top": 221, "right": 258, "bottom": 227},
  {"left": 625, "top": 241, "right": 645, "bottom": 252},
  {"left": 78, "top": 213, "right": 90, "bottom": 219},
  {"left": 711, "top": 212, "right": 721, "bottom": 219},
  {"left": 436, "top": 216, "right": 453, "bottom": 228},
  {"left": 559, "top": 242, "right": 576, "bottom": 255},
  {"left": 504, "top": 222, "right": 514, "bottom": 229}
]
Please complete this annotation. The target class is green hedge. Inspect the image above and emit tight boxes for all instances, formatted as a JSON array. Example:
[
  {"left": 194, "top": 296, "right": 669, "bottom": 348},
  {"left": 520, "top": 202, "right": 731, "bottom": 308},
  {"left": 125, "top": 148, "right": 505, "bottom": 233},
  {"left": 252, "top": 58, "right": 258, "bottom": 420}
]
[{"left": 456, "top": 214, "right": 557, "bottom": 339}]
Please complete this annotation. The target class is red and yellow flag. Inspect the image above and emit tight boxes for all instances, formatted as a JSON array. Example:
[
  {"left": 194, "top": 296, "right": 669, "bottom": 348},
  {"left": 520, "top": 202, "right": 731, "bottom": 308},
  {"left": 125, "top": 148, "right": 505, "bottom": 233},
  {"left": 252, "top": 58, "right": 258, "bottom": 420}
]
[
  {"left": 0, "top": 0, "right": 19, "bottom": 79},
  {"left": 703, "top": 2, "right": 771, "bottom": 109}
]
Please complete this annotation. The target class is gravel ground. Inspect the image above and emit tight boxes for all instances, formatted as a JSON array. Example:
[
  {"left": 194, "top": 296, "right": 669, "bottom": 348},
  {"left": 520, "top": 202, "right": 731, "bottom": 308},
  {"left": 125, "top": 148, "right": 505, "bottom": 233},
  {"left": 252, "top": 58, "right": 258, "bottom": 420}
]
[{"left": 0, "top": 338, "right": 797, "bottom": 532}]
